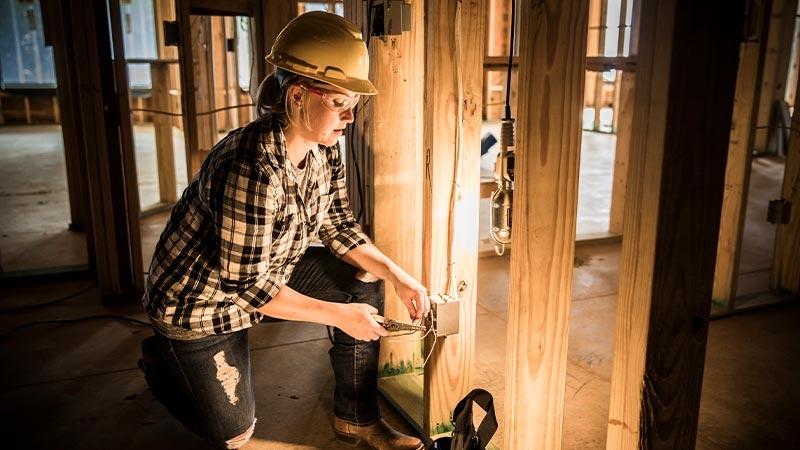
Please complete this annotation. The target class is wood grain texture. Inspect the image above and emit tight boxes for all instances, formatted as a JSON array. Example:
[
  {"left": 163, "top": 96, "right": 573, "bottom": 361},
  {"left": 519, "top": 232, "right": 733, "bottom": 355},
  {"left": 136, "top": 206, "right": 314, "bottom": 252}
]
[
  {"left": 422, "top": 0, "right": 484, "bottom": 436},
  {"left": 606, "top": 1, "right": 744, "bottom": 448},
  {"left": 369, "top": 0, "right": 427, "bottom": 388},
  {"left": 151, "top": 63, "right": 178, "bottom": 203},
  {"left": 771, "top": 69, "right": 800, "bottom": 294},
  {"left": 503, "top": 1, "right": 588, "bottom": 449},
  {"left": 713, "top": 4, "right": 770, "bottom": 308},
  {"left": 608, "top": 70, "right": 634, "bottom": 235}
]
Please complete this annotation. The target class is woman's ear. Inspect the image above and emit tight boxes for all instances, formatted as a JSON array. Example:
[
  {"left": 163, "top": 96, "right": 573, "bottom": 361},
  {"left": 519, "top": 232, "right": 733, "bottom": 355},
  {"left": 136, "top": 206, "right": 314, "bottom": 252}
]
[{"left": 289, "top": 85, "right": 303, "bottom": 105}]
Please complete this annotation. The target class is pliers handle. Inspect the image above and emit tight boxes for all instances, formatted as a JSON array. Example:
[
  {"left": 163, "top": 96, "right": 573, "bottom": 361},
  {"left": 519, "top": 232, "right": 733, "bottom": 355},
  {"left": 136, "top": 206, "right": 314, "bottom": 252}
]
[{"left": 373, "top": 315, "right": 427, "bottom": 332}]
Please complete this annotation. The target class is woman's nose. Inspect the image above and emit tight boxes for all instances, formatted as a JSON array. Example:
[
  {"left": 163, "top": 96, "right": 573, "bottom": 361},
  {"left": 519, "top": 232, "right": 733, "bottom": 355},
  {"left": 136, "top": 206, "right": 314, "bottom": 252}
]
[{"left": 341, "top": 107, "right": 355, "bottom": 123}]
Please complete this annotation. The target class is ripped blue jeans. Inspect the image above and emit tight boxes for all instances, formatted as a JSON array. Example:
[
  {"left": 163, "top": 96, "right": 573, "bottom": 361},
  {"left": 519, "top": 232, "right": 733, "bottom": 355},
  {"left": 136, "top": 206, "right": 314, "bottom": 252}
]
[{"left": 144, "top": 247, "right": 384, "bottom": 448}]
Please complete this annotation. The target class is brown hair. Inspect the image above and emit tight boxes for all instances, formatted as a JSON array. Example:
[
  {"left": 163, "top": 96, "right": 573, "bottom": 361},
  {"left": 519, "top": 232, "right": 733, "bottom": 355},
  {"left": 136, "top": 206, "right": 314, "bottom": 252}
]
[
  {"left": 256, "top": 68, "right": 320, "bottom": 130},
  {"left": 255, "top": 68, "right": 301, "bottom": 125}
]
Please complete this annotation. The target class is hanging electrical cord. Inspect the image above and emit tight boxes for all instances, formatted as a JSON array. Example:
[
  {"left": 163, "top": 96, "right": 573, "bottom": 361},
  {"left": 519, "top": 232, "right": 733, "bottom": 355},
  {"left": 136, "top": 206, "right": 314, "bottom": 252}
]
[{"left": 489, "top": 0, "right": 517, "bottom": 256}]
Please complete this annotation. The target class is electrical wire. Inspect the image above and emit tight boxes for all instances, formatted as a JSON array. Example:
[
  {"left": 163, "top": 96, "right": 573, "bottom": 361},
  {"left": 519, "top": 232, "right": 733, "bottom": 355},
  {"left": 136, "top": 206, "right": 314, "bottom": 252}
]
[
  {"left": 443, "top": 0, "right": 465, "bottom": 299},
  {"left": 505, "top": 0, "right": 517, "bottom": 121},
  {"left": 129, "top": 103, "right": 255, "bottom": 118},
  {"left": 0, "top": 314, "right": 150, "bottom": 340},
  {"left": 0, "top": 282, "right": 99, "bottom": 313},
  {"left": 380, "top": 318, "right": 438, "bottom": 370},
  {"left": 0, "top": 283, "right": 151, "bottom": 340}
]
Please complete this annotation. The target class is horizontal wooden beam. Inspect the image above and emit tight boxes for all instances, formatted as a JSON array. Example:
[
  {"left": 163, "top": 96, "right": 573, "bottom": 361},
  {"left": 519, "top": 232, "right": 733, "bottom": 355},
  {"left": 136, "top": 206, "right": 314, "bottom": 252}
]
[
  {"left": 484, "top": 55, "right": 518, "bottom": 70},
  {"left": 585, "top": 55, "right": 637, "bottom": 72},
  {"left": 485, "top": 55, "right": 636, "bottom": 73},
  {"left": 188, "top": 0, "right": 252, "bottom": 16}
]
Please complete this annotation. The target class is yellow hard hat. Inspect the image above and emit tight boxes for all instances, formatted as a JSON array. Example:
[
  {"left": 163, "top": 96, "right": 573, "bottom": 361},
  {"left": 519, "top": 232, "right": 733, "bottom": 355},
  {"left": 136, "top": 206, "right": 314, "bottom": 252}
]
[{"left": 266, "top": 11, "right": 377, "bottom": 95}]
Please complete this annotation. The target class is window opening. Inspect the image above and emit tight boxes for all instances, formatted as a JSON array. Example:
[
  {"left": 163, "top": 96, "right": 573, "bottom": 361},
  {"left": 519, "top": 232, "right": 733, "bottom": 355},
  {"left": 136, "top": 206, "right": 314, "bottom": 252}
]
[{"left": 0, "top": 0, "right": 56, "bottom": 87}]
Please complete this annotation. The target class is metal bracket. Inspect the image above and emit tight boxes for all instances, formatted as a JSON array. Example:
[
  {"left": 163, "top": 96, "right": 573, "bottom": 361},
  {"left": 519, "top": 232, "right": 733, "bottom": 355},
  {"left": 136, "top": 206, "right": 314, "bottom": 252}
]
[
  {"left": 767, "top": 199, "right": 792, "bottom": 224},
  {"left": 163, "top": 21, "right": 179, "bottom": 47}
]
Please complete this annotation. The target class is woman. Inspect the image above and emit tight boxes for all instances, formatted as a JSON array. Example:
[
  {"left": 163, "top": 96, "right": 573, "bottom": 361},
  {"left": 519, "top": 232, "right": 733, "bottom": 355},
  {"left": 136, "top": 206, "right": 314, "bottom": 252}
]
[{"left": 139, "top": 11, "right": 428, "bottom": 450}]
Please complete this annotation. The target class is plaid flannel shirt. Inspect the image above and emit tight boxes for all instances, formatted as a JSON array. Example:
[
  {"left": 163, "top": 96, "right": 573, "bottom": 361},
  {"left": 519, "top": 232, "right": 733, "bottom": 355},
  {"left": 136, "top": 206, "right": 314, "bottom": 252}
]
[{"left": 143, "top": 118, "right": 371, "bottom": 334}]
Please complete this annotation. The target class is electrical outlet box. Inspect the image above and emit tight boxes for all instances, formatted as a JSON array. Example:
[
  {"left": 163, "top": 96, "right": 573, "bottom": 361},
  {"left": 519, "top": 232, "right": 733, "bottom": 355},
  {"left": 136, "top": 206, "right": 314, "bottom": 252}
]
[
  {"left": 371, "top": 1, "right": 412, "bottom": 36},
  {"left": 431, "top": 295, "right": 460, "bottom": 336}
]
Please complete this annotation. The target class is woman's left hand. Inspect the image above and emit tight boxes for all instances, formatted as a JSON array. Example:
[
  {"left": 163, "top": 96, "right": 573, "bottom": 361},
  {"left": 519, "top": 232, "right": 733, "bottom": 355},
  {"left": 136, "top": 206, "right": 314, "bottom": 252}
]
[{"left": 392, "top": 271, "right": 430, "bottom": 322}]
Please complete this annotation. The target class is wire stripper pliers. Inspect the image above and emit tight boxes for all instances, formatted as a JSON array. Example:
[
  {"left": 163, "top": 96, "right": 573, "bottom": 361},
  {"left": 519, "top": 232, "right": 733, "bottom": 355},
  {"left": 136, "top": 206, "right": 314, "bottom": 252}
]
[{"left": 373, "top": 315, "right": 427, "bottom": 332}]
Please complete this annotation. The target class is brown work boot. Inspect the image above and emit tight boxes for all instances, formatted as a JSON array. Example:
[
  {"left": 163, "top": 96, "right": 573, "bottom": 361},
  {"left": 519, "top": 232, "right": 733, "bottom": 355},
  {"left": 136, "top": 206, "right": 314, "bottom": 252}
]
[{"left": 333, "top": 417, "right": 424, "bottom": 450}]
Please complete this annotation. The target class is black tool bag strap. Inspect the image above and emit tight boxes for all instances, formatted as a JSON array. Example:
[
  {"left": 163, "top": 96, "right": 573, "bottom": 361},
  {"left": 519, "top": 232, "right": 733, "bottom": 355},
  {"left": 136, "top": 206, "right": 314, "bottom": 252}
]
[{"left": 452, "top": 388, "right": 498, "bottom": 448}]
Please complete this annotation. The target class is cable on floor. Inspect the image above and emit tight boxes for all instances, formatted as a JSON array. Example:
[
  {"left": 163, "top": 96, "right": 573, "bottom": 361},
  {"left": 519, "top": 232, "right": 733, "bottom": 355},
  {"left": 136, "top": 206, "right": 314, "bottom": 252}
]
[
  {"left": 0, "top": 314, "right": 151, "bottom": 340},
  {"left": 0, "top": 282, "right": 100, "bottom": 313}
]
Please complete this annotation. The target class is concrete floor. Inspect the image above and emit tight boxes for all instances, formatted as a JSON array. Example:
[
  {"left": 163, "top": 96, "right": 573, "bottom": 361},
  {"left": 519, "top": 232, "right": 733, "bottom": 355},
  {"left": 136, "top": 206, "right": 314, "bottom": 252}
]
[{"left": 1, "top": 124, "right": 798, "bottom": 449}]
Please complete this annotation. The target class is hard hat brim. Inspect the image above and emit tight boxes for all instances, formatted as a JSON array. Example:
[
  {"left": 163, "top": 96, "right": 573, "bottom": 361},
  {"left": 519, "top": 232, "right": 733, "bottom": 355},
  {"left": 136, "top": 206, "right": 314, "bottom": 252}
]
[{"left": 267, "top": 56, "right": 378, "bottom": 96}]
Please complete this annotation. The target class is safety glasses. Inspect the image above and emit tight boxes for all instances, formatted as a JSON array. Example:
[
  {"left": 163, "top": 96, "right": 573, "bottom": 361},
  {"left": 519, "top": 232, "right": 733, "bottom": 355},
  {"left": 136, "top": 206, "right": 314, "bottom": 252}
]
[{"left": 301, "top": 83, "right": 360, "bottom": 113}]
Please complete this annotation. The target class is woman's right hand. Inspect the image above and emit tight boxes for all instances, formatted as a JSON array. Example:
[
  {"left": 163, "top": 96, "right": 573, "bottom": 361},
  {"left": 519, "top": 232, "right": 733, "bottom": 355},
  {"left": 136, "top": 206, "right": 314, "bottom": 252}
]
[{"left": 334, "top": 303, "right": 388, "bottom": 341}]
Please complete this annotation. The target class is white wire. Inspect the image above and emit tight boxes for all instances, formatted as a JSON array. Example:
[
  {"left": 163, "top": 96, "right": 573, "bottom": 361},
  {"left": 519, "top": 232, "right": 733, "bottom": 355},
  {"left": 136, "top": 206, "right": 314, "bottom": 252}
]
[{"left": 381, "top": 322, "right": 439, "bottom": 369}]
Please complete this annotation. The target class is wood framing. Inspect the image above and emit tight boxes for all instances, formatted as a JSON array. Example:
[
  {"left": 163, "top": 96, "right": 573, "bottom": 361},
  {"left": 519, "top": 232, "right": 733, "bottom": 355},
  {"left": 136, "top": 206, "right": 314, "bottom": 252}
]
[
  {"left": 150, "top": 61, "right": 178, "bottom": 204},
  {"left": 608, "top": 70, "right": 634, "bottom": 235},
  {"left": 592, "top": 0, "right": 609, "bottom": 131},
  {"left": 607, "top": 0, "right": 639, "bottom": 236},
  {"left": 605, "top": 1, "right": 745, "bottom": 449},
  {"left": 771, "top": 70, "right": 800, "bottom": 294},
  {"left": 752, "top": 0, "right": 798, "bottom": 153},
  {"left": 41, "top": 0, "right": 89, "bottom": 233},
  {"left": 189, "top": 16, "right": 218, "bottom": 168},
  {"left": 364, "top": 0, "right": 427, "bottom": 430},
  {"left": 42, "top": 0, "right": 144, "bottom": 298},
  {"left": 712, "top": 0, "right": 772, "bottom": 310},
  {"left": 504, "top": 1, "right": 589, "bottom": 449},
  {"left": 422, "top": 0, "right": 484, "bottom": 439}
]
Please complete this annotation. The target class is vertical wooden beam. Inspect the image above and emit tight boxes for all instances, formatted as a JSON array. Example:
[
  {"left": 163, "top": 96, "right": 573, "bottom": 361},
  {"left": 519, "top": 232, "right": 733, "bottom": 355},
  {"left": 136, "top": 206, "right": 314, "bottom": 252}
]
[
  {"left": 605, "top": 0, "right": 744, "bottom": 449},
  {"left": 176, "top": 0, "right": 199, "bottom": 178},
  {"left": 423, "top": 0, "right": 484, "bottom": 438},
  {"left": 585, "top": 0, "right": 601, "bottom": 116},
  {"left": 45, "top": 0, "right": 144, "bottom": 297},
  {"left": 753, "top": 0, "right": 798, "bottom": 153},
  {"left": 260, "top": 0, "right": 294, "bottom": 79},
  {"left": 343, "top": 1, "right": 371, "bottom": 233},
  {"left": 485, "top": 0, "right": 513, "bottom": 120},
  {"left": 504, "top": 1, "right": 588, "bottom": 449},
  {"left": 787, "top": 4, "right": 800, "bottom": 106},
  {"left": 151, "top": 62, "right": 178, "bottom": 203},
  {"left": 608, "top": 70, "right": 634, "bottom": 235},
  {"left": 154, "top": 0, "right": 181, "bottom": 130},
  {"left": 104, "top": 0, "right": 144, "bottom": 295},
  {"left": 41, "top": 0, "right": 90, "bottom": 233},
  {"left": 211, "top": 16, "right": 230, "bottom": 132},
  {"left": 608, "top": 1, "right": 639, "bottom": 236},
  {"left": 191, "top": 16, "right": 217, "bottom": 163},
  {"left": 366, "top": 0, "right": 426, "bottom": 429},
  {"left": 771, "top": 70, "right": 800, "bottom": 294},
  {"left": 610, "top": 0, "right": 629, "bottom": 134},
  {"left": 713, "top": 0, "right": 772, "bottom": 310},
  {"left": 225, "top": 17, "right": 240, "bottom": 130},
  {"left": 593, "top": 0, "right": 609, "bottom": 131},
  {"left": 23, "top": 96, "right": 32, "bottom": 124}
]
